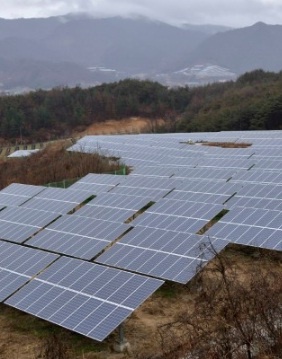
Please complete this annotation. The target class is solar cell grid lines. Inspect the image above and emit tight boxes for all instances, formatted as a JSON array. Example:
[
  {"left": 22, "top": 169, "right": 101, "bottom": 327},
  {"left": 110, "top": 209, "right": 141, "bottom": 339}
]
[
  {"left": 175, "top": 180, "right": 241, "bottom": 195},
  {"left": 146, "top": 199, "right": 223, "bottom": 221},
  {"left": 75, "top": 173, "right": 124, "bottom": 186},
  {"left": 0, "top": 241, "right": 58, "bottom": 301},
  {"left": 236, "top": 183, "right": 282, "bottom": 200},
  {"left": 5, "top": 257, "right": 163, "bottom": 342},
  {"left": 119, "top": 176, "right": 180, "bottom": 190},
  {"left": 74, "top": 205, "right": 135, "bottom": 223},
  {"left": 87, "top": 192, "right": 152, "bottom": 211},
  {"left": 34, "top": 188, "right": 94, "bottom": 203},
  {"left": 44, "top": 215, "right": 130, "bottom": 241},
  {"left": 0, "top": 183, "right": 45, "bottom": 197},
  {"left": 21, "top": 198, "right": 80, "bottom": 214},
  {"left": 0, "top": 193, "right": 31, "bottom": 207},
  {"left": 132, "top": 213, "right": 206, "bottom": 233},
  {"left": 165, "top": 191, "right": 230, "bottom": 205},
  {"left": 97, "top": 227, "right": 228, "bottom": 283},
  {"left": 0, "top": 206, "right": 59, "bottom": 227},
  {"left": 109, "top": 186, "right": 172, "bottom": 201},
  {"left": 67, "top": 182, "right": 114, "bottom": 194},
  {"left": 231, "top": 170, "right": 282, "bottom": 184},
  {"left": 197, "top": 158, "right": 254, "bottom": 170},
  {"left": 26, "top": 230, "right": 110, "bottom": 260},
  {"left": 172, "top": 167, "right": 236, "bottom": 181},
  {"left": 0, "top": 183, "right": 46, "bottom": 207},
  {"left": 227, "top": 196, "right": 282, "bottom": 211}
]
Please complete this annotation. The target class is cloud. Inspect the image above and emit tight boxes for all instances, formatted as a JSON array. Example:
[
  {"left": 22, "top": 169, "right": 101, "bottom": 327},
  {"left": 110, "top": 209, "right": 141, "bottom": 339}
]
[{"left": 1, "top": 0, "right": 282, "bottom": 27}]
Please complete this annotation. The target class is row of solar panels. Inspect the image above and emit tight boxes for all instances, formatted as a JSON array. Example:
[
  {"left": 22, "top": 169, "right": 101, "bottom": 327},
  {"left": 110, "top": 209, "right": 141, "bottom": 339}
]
[{"left": 1, "top": 130, "right": 281, "bottom": 343}]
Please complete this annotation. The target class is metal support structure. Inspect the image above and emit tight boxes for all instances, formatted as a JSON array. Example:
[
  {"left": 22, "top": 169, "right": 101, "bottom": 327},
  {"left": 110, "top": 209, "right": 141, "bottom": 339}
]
[{"left": 118, "top": 322, "right": 125, "bottom": 345}]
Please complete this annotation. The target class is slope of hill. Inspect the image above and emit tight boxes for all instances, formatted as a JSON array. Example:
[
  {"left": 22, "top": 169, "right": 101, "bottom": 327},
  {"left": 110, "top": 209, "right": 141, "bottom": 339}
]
[
  {"left": 2, "top": 15, "right": 282, "bottom": 90},
  {"left": 185, "top": 22, "right": 282, "bottom": 74},
  {"left": 0, "top": 15, "right": 208, "bottom": 71}
]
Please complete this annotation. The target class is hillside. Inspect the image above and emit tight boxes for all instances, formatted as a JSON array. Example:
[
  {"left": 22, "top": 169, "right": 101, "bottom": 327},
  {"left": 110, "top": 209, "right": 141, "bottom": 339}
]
[
  {"left": 2, "top": 15, "right": 282, "bottom": 90},
  {"left": 184, "top": 22, "right": 282, "bottom": 74},
  {"left": 0, "top": 72, "right": 282, "bottom": 145},
  {"left": 0, "top": 15, "right": 211, "bottom": 90}
]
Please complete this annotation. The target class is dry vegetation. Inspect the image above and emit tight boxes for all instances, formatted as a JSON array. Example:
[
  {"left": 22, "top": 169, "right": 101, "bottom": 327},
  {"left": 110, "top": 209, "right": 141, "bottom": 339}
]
[
  {"left": 201, "top": 141, "right": 252, "bottom": 148},
  {"left": 0, "top": 140, "right": 126, "bottom": 190}
]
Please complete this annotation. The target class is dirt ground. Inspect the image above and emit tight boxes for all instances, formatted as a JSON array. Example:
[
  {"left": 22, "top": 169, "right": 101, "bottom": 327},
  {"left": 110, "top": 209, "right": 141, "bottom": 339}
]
[{"left": 76, "top": 117, "right": 164, "bottom": 137}]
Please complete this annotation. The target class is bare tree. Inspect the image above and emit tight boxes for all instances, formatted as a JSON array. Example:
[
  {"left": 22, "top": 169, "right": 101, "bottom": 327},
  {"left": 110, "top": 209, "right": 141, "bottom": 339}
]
[{"left": 156, "top": 247, "right": 282, "bottom": 359}]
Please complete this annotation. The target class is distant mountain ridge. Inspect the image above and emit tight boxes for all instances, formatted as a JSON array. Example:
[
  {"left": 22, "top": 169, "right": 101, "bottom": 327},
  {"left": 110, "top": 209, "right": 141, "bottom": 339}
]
[
  {"left": 185, "top": 21, "right": 282, "bottom": 73},
  {"left": 0, "top": 15, "right": 282, "bottom": 91}
]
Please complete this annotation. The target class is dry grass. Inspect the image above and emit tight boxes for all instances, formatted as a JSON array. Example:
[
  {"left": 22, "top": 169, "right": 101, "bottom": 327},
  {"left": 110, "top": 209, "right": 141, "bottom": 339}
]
[{"left": 201, "top": 141, "right": 252, "bottom": 148}]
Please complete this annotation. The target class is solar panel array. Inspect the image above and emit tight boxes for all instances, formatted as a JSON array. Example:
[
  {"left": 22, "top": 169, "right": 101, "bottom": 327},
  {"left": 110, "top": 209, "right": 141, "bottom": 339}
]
[
  {"left": 22, "top": 187, "right": 95, "bottom": 214},
  {"left": 0, "top": 241, "right": 58, "bottom": 301},
  {"left": 6, "top": 257, "right": 163, "bottom": 342},
  {"left": 97, "top": 227, "right": 227, "bottom": 283},
  {"left": 27, "top": 215, "right": 130, "bottom": 259},
  {"left": 0, "top": 207, "right": 60, "bottom": 243},
  {"left": 0, "top": 183, "right": 45, "bottom": 207},
  {"left": 0, "top": 130, "right": 281, "bottom": 343}
]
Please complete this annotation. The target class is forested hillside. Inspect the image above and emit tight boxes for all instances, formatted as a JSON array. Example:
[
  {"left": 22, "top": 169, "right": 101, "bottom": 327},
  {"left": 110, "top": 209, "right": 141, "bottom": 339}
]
[{"left": 0, "top": 70, "right": 281, "bottom": 143}]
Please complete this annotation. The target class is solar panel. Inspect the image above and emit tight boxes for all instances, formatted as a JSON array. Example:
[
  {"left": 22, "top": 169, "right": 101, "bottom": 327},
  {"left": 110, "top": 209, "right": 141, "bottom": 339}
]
[
  {"left": 0, "top": 207, "right": 60, "bottom": 243},
  {"left": 68, "top": 182, "right": 114, "bottom": 194},
  {"left": 205, "top": 207, "right": 282, "bottom": 250},
  {"left": 21, "top": 198, "right": 82, "bottom": 214},
  {"left": 97, "top": 227, "right": 227, "bottom": 283},
  {"left": 0, "top": 206, "right": 59, "bottom": 227},
  {"left": 74, "top": 205, "right": 135, "bottom": 223},
  {"left": 0, "top": 241, "right": 58, "bottom": 301},
  {"left": 87, "top": 193, "right": 152, "bottom": 211},
  {"left": 166, "top": 191, "right": 230, "bottom": 204},
  {"left": 146, "top": 199, "right": 223, "bottom": 220},
  {"left": 27, "top": 230, "right": 109, "bottom": 260},
  {"left": 132, "top": 213, "right": 206, "bottom": 233},
  {"left": 0, "top": 183, "right": 45, "bottom": 197},
  {"left": 0, "top": 183, "right": 45, "bottom": 207},
  {"left": 0, "top": 193, "right": 31, "bottom": 207},
  {"left": 27, "top": 215, "right": 130, "bottom": 259},
  {"left": 109, "top": 186, "right": 171, "bottom": 201},
  {"left": 6, "top": 257, "right": 163, "bottom": 342},
  {"left": 45, "top": 215, "right": 130, "bottom": 240},
  {"left": 74, "top": 173, "right": 124, "bottom": 186},
  {"left": 35, "top": 188, "right": 94, "bottom": 203}
]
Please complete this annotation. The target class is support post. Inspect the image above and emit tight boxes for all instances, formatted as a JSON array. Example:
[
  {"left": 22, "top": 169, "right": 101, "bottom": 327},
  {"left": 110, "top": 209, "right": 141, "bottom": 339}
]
[{"left": 113, "top": 323, "right": 131, "bottom": 353}]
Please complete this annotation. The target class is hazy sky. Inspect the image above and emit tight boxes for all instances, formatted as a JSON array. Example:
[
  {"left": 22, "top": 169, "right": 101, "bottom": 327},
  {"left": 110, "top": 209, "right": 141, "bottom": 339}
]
[{"left": 1, "top": 0, "right": 282, "bottom": 27}]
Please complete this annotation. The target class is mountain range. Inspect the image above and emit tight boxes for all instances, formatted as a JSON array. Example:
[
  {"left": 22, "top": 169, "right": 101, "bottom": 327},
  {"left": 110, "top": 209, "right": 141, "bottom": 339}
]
[{"left": 0, "top": 14, "right": 282, "bottom": 92}]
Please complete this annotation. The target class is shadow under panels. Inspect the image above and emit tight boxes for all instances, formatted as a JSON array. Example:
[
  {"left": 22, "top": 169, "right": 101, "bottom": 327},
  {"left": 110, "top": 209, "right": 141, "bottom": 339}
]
[
  {"left": 97, "top": 226, "right": 227, "bottom": 284},
  {"left": 27, "top": 215, "right": 131, "bottom": 260}
]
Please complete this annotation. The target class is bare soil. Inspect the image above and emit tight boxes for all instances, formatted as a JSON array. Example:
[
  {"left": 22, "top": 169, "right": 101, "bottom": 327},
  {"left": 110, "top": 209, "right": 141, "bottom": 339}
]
[
  {"left": 76, "top": 117, "right": 164, "bottom": 137},
  {"left": 201, "top": 141, "right": 252, "bottom": 148}
]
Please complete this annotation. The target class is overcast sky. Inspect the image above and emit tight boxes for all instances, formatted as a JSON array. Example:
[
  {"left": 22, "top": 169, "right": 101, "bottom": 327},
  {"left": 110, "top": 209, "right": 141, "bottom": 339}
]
[{"left": 1, "top": 0, "right": 282, "bottom": 27}]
